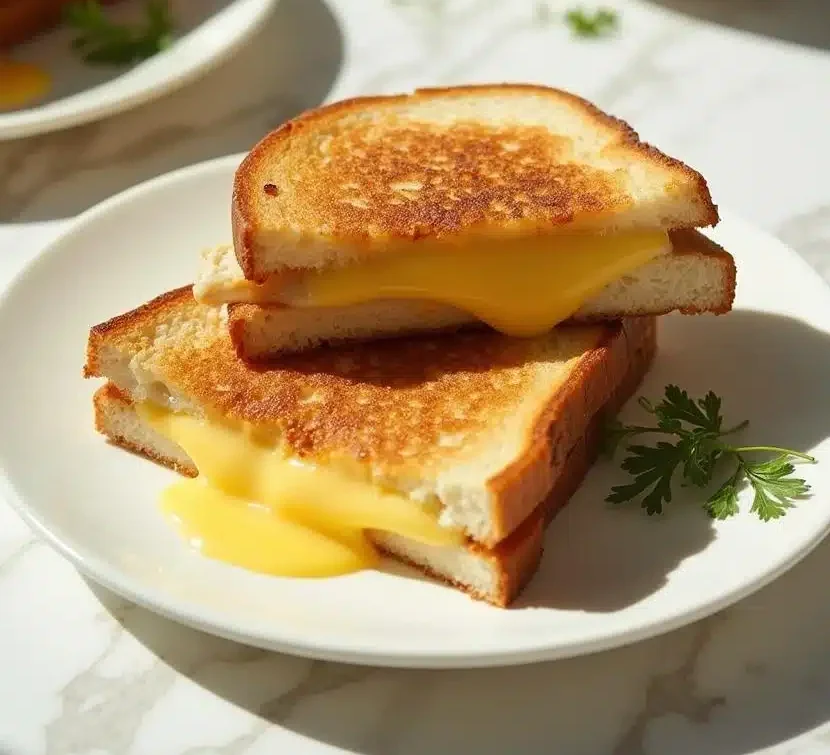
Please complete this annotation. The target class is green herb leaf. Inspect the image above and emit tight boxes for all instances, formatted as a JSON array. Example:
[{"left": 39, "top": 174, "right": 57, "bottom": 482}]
[
  {"left": 654, "top": 384, "right": 722, "bottom": 433},
  {"left": 680, "top": 431, "right": 722, "bottom": 487},
  {"left": 608, "top": 441, "right": 684, "bottom": 514},
  {"left": 64, "top": 0, "right": 174, "bottom": 66},
  {"left": 565, "top": 7, "right": 619, "bottom": 38},
  {"left": 605, "top": 385, "right": 817, "bottom": 521},
  {"left": 704, "top": 468, "right": 741, "bottom": 519},
  {"left": 745, "top": 455, "right": 811, "bottom": 521}
]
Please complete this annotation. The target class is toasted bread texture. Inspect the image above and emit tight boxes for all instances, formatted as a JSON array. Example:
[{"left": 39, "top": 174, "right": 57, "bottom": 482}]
[
  {"left": 233, "top": 84, "right": 719, "bottom": 281},
  {"left": 85, "top": 285, "right": 656, "bottom": 547},
  {"left": 227, "top": 228, "right": 734, "bottom": 359},
  {"left": 91, "top": 318, "right": 654, "bottom": 606}
]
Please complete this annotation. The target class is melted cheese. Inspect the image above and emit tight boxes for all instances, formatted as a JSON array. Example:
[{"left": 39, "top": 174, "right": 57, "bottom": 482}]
[
  {"left": 0, "top": 60, "right": 51, "bottom": 110},
  {"left": 295, "top": 230, "right": 670, "bottom": 336},
  {"left": 138, "top": 404, "right": 462, "bottom": 577},
  {"left": 196, "top": 230, "right": 671, "bottom": 334}
]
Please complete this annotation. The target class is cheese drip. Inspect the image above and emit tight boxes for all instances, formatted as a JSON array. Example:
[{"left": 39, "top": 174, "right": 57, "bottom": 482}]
[{"left": 139, "top": 404, "right": 462, "bottom": 577}]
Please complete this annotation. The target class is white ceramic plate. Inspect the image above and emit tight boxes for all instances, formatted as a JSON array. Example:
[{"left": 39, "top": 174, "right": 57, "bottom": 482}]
[
  {"left": 1, "top": 155, "right": 830, "bottom": 668},
  {"left": 0, "top": 0, "right": 277, "bottom": 140}
]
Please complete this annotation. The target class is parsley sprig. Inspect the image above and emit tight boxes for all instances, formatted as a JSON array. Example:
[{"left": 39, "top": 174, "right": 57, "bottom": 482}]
[
  {"left": 65, "top": 0, "right": 174, "bottom": 66},
  {"left": 565, "top": 7, "right": 619, "bottom": 38},
  {"left": 604, "top": 385, "right": 816, "bottom": 521}
]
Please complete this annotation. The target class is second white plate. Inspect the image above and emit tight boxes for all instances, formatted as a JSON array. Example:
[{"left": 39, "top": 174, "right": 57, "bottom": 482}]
[
  {"left": 1, "top": 155, "right": 829, "bottom": 668},
  {"left": 0, "top": 0, "right": 277, "bottom": 140}
]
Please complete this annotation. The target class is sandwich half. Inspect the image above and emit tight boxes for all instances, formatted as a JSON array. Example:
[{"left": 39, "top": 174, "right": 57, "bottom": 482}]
[
  {"left": 193, "top": 84, "right": 734, "bottom": 359},
  {"left": 84, "top": 287, "right": 656, "bottom": 606}
]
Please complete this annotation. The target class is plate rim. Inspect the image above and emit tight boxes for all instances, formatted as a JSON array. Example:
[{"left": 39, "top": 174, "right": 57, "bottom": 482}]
[
  {"left": 0, "top": 0, "right": 278, "bottom": 141},
  {"left": 2, "top": 154, "right": 830, "bottom": 669}
]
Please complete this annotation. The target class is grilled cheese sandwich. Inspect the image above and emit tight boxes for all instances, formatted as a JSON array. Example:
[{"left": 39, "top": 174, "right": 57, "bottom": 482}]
[
  {"left": 85, "top": 286, "right": 657, "bottom": 605},
  {"left": 215, "top": 84, "right": 731, "bottom": 358},
  {"left": 195, "top": 230, "right": 672, "bottom": 336},
  {"left": 82, "top": 84, "right": 737, "bottom": 606}
]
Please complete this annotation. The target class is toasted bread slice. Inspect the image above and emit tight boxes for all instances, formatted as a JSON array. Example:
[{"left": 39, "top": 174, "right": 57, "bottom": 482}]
[
  {"left": 84, "top": 286, "right": 655, "bottom": 547},
  {"left": 91, "top": 317, "right": 653, "bottom": 606},
  {"left": 224, "top": 228, "right": 734, "bottom": 360},
  {"left": 233, "top": 84, "right": 718, "bottom": 281}
]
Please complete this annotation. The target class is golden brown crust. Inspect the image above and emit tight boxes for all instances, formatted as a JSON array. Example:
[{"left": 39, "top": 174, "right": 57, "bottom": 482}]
[
  {"left": 86, "top": 288, "right": 613, "bottom": 478},
  {"left": 84, "top": 286, "right": 194, "bottom": 378},
  {"left": 233, "top": 84, "right": 719, "bottom": 280},
  {"left": 94, "top": 334, "right": 652, "bottom": 608},
  {"left": 668, "top": 229, "right": 736, "bottom": 314},
  {"left": 490, "top": 316, "right": 655, "bottom": 605},
  {"left": 177, "top": 327, "right": 606, "bottom": 473},
  {"left": 484, "top": 317, "right": 655, "bottom": 544},
  {"left": 374, "top": 325, "right": 653, "bottom": 606},
  {"left": 94, "top": 381, "right": 130, "bottom": 406},
  {"left": 85, "top": 286, "right": 655, "bottom": 549}
]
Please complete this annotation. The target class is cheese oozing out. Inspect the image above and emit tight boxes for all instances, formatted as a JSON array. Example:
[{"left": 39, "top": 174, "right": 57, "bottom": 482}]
[
  {"left": 137, "top": 403, "right": 463, "bottom": 577},
  {"left": 0, "top": 60, "right": 51, "bottom": 110},
  {"left": 196, "top": 230, "right": 671, "bottom": 336}
]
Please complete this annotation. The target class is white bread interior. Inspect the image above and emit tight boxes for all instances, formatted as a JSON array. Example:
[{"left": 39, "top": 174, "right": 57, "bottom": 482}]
[{"left": 228, "top": 237, "right": 733, "bottom": 360}]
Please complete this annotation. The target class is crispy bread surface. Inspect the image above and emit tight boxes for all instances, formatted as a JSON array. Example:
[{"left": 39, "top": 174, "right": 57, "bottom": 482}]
[
  {"left": 85, "top": 286, "right": 653, "bottom": 545},
  {"left": 91, "top": 317, "right": 655, "bottom": 606},
  {"left": 233, "top": 84, "right": 719, "bottom": 281}
]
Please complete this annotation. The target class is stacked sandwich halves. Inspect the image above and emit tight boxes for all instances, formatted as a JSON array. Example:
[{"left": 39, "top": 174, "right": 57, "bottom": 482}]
[{"left": 85, "top": 85, "right": 735, "bottom": 606}]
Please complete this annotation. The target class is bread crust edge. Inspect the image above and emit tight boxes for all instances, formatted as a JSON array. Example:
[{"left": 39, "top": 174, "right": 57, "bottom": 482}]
[
  {"left": 84, "top": 288, "right": 658, "bottom": 551},
  {"left": 232, "top": 83, "right": 719, "bottom": 281},
  {"left": 91, "top": 324, "right": 652, "bottom": 608}
]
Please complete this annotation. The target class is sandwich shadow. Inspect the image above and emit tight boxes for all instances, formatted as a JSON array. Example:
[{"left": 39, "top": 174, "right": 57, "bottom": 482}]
[
  {"left": 516, "top": 306, "right": 830, "bottom": 611},
  {"left": 2, "top": 0, "right": 344, "bottom": 222},
  {"left": 254, "top": 327, "right": 577, "bottom": 389},
  {"left": 514, "top": 476, "right": 717, "bottom": 612},
  {"left": 644, "top": 0, "right": 830, "bottom": 52}
]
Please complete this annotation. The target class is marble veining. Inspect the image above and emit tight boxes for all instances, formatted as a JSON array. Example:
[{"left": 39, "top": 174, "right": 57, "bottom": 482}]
[
  {"left": 2, "top": 0, "right": 830, "bottom": 753},
  {"left": 610, "top": 619, "right": 727, "bottom": 755}
]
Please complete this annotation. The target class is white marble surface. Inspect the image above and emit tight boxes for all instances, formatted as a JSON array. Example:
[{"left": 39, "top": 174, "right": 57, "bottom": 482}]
[{"left": 2, "top": 1, "right": 830, "bottom": 753}]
